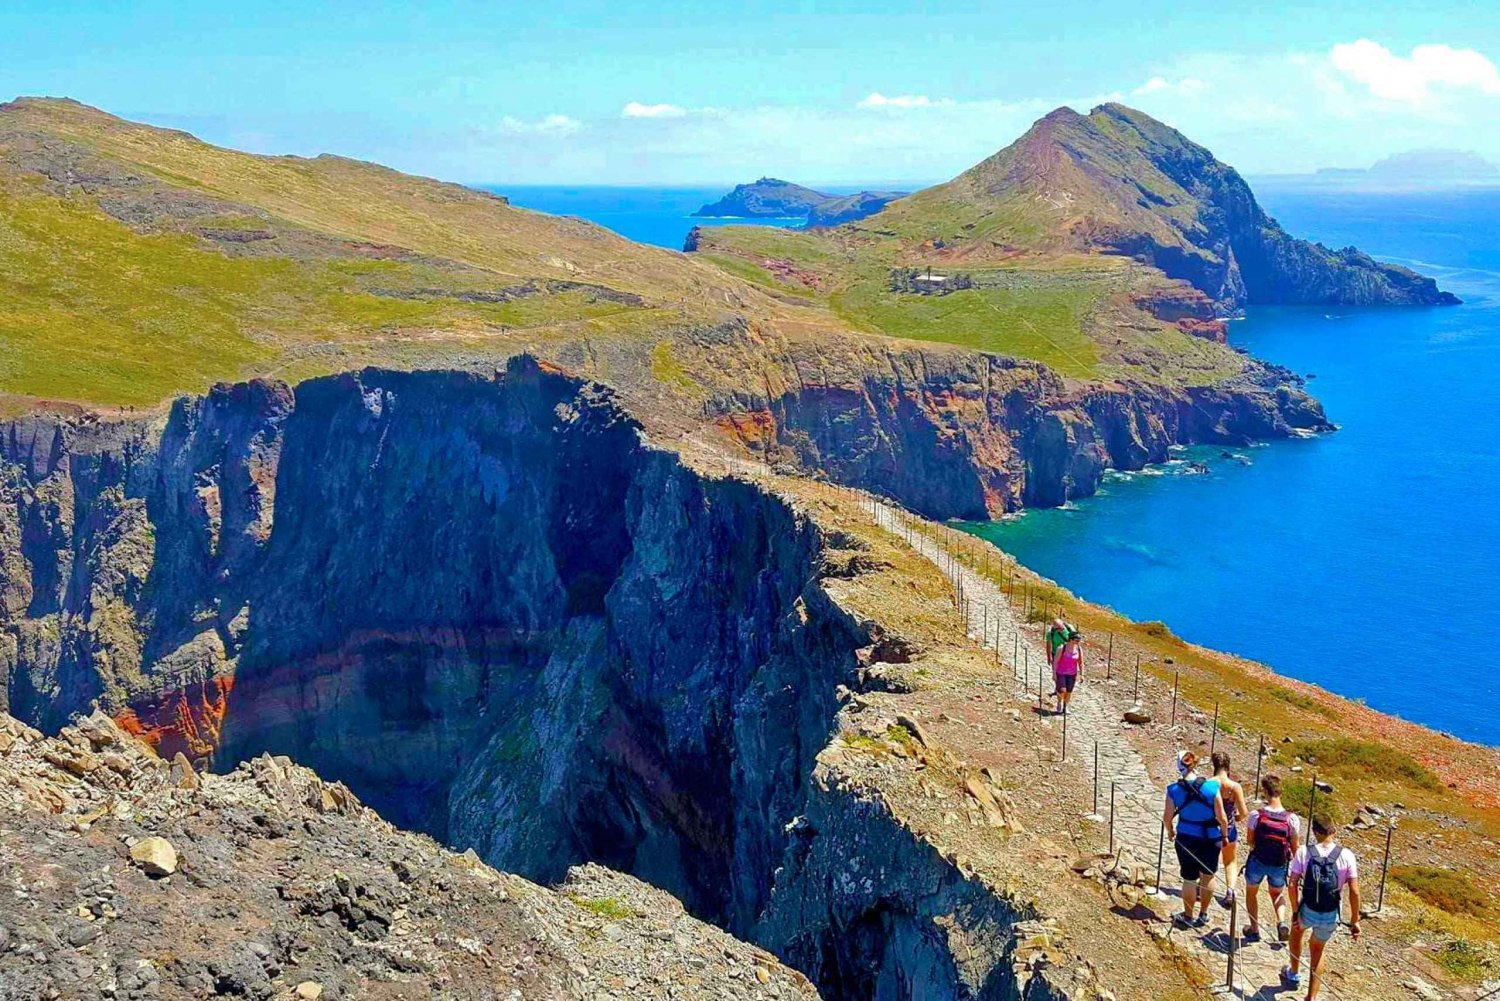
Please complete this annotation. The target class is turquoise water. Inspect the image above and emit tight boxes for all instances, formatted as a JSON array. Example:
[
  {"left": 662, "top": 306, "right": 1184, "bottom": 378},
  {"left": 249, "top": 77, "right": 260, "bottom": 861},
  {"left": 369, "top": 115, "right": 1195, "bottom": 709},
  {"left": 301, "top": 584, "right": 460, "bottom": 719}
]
[{"left": 966, "top": 189, "right": 1500, "bottom": 745}]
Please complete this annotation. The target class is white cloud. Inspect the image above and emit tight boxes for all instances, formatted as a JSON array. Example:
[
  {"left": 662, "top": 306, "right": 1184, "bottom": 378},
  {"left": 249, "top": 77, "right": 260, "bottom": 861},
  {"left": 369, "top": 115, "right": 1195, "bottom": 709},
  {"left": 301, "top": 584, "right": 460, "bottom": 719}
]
[
  {"left": 622, "top": 101, "right": 689, "bottom": 118},
  {"left": 427, "top": 40, "right": 1500, "bottom": 183},
  {"left": 1133, "top": 76, "right": 1207, "bottom": 97},
  {"left": 497, "top": 114, "right": 581, "bottom": 137},
  {"left": 1330, "top": 39, "right": 1500, "bottom": 104},
  {"left": 857, "top": 92, "right": 953, "bottom": 109}
]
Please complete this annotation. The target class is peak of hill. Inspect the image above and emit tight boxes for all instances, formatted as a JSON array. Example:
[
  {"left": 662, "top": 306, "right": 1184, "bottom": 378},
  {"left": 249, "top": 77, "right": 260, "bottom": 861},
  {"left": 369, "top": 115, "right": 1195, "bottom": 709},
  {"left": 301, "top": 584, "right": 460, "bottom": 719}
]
[
  {"left": 869, "top": 102, "right": 1458, "bottom": 309},
  {"left": 693, "top": 177, "right": 904, "bottom": 225}
]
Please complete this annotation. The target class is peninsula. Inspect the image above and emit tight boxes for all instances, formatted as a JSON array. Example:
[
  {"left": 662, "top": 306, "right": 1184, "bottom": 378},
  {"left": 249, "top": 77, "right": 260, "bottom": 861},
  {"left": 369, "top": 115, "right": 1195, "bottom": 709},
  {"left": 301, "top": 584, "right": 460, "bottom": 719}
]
[{"left": 2, "top": 96, "right": 1490, "bottom": 1001}]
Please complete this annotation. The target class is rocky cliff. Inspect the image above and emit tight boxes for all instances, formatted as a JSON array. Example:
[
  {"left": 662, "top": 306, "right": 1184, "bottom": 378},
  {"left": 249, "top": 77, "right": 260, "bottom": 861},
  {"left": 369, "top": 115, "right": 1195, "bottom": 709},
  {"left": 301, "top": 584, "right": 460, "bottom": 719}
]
[
  {"left": 673, "top": 323, "right": 1330, "bottom": 519},
  {"left": 0, "top": 711, "right": 824, "bottom": 1000},
  {"left": 0, "top": 357, "right": 1073, "bottom": 1001}
]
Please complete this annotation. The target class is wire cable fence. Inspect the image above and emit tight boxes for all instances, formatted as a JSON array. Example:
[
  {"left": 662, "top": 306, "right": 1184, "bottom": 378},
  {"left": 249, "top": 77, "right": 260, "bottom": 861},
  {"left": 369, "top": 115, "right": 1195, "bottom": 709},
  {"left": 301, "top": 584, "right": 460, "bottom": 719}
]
[{"left": 716, "top": 472, "right": 1471, "bottom": 1000}]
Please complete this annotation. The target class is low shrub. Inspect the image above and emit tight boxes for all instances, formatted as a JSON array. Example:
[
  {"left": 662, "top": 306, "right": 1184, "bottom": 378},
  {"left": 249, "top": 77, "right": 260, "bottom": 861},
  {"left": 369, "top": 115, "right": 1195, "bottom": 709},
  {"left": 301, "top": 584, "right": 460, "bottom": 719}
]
[
  {"left": 1392, "top": 865, "right": 1491, "bottom": 917},
  {"left": 1282, "top": 738, "right": 1442, "bottom": 792},
  {"left": 1434, "top": 939, "right": 1491, "bottom": 981}
]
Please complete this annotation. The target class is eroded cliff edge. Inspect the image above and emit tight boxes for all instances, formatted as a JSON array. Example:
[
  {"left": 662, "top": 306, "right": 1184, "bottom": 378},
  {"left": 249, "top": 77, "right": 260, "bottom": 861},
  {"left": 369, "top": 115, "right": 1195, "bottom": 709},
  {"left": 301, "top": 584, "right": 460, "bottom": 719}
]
[
  {"left": 651, "top": 323, "right": 1331, "bottom": 519},
  {"left": 0, "top": 357, "right": 1076, "bottom": 1000}
]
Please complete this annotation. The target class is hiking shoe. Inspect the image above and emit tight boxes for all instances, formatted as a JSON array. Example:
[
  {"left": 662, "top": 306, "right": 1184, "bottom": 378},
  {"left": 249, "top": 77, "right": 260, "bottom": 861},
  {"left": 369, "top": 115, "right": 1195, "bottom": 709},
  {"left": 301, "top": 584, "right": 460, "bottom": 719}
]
[
  {"left": 1173, "top": 913, "right": 1195, "bottom": 930},
  {"left": 1192, "top": 913, "right": 1210, "bottom": 928},
  {"left": 1242, "top": 927, "right": 1261, "bottom": 945},
  {"left": 1277, "top": 921, "right": 1290, "bottom": 942},
  {"left": 1280, "top": 967, "right": 1301, "bottom": 989}
]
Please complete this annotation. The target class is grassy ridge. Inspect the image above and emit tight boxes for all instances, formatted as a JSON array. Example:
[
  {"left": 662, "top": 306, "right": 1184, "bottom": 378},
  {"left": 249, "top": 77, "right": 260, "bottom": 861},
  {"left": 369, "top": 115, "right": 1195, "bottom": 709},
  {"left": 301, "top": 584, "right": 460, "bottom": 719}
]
[{"left": 0, "top": 179, "right": 670, "bottom": 404}]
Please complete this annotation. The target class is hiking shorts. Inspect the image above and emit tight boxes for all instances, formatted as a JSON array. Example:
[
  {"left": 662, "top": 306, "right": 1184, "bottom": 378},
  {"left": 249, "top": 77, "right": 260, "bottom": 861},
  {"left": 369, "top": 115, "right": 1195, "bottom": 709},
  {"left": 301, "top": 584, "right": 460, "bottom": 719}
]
[
  {"left": 1054, "top": 672, "right": 1077, "bottom": 693},
  {"left": 1245, "top": 855, "right": 1288, "bottom": 889},
  {"left": 1175, "top": 834, "right": 1221, "bottom": 882},
  {"left": 1297, "top": 904, "right": 1340, "bottom": 943}
]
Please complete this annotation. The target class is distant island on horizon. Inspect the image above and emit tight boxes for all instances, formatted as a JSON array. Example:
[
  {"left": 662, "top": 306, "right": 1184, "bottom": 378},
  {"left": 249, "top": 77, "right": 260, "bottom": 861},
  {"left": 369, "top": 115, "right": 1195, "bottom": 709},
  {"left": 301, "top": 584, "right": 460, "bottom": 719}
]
[
  {"left": 692, "top": 176, "right": 907, "bottom": 227},
  {"left": 1253, "top": 147, "right": 1500, "bottom": 191}
]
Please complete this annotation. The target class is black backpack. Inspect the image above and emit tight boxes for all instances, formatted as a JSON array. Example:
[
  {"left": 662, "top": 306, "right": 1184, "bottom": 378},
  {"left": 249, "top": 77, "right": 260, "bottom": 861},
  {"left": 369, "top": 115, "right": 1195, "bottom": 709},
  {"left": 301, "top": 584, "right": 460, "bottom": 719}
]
[
  {"left": 1252, "top": 810, "right": 1294, "bottom": 867},
  {"left": 1303, "top": 846, "right": 1343, "bottom": 913}
]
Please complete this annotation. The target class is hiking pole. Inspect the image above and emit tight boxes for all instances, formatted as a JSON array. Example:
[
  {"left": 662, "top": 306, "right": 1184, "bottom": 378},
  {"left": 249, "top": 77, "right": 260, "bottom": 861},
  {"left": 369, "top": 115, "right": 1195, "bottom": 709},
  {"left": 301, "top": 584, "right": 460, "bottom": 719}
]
[
  {"left": 1109, "top": 781, "right": 1118, "bottom": 854},
  {"left": 1376, "top": 820, "right": 1395, "bottom": 912},
  {"left": 1210, "top": 702, "right": 1220, "bottom": 756}
]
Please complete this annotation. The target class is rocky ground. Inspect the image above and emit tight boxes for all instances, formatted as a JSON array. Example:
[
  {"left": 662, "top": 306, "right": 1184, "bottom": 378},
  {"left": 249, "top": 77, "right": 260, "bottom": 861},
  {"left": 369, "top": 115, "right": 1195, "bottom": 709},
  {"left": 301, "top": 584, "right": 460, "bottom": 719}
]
[{"left": 0, "top": 713, "right": 819, "bottom": 1001}]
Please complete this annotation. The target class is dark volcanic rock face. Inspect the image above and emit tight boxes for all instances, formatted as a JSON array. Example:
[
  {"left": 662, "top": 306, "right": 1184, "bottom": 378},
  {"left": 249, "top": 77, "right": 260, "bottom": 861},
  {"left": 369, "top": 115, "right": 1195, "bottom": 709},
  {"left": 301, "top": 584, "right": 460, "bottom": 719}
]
[
  {"left": 0, "top": 357, "right": 1067, "bottom": 1000},
  {"left": 700, "top": 335, "right": 1331, "bottom": 519}
]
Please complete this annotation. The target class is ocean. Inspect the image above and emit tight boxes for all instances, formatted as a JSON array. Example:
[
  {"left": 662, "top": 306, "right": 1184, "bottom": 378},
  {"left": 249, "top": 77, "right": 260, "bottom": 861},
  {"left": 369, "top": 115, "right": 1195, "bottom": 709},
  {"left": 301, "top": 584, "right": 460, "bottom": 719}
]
[
  {"left": 967, "top": 188, "right": 1500, "bottom": 746},
  {"left": 487, "top": 181, "right": 1500, "bottom": 746},
  {"left": 487, "top": 185, "right": 811, "bottom": 250}
]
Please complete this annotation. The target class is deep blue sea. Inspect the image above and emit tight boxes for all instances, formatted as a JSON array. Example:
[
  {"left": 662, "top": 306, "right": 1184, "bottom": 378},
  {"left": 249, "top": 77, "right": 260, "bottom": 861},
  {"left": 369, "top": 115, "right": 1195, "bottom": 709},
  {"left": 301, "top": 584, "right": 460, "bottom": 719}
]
[
  {"left": 476, "top": 181, "right": 1500, "bottom": 745},
  {"left": 483, "top": 185, "right": 818, "bottom": 250},
  {"left": 967, "top": 188, "right": 1500, "bottom": 745}
]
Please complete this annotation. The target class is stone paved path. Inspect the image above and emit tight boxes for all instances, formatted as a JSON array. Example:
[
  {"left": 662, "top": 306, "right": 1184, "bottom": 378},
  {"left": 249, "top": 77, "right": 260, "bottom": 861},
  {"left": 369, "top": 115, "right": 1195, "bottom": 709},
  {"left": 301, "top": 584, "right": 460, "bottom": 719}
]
[{"left": 869, "top": 500, "right": 1335, "bottom": 1000}]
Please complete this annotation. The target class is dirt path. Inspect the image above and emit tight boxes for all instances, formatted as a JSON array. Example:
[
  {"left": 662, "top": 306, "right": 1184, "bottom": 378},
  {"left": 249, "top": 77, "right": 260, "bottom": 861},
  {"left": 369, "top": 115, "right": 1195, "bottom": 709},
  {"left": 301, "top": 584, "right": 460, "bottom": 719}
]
[{"left": 870, "top": 499, "right": 1365, "bottom": 1001}]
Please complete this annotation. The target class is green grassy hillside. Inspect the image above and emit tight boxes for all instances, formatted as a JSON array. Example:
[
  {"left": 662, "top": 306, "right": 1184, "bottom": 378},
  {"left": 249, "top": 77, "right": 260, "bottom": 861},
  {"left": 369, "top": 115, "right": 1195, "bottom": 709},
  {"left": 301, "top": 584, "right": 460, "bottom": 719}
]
[{"left": 0, "top": 97, "right": 783, "bottom": 407}]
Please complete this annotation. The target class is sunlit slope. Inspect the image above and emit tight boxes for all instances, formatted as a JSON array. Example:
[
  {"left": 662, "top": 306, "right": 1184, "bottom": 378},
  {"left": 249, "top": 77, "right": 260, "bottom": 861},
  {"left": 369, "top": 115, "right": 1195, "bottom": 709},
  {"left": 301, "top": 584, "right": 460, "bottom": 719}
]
[
  {"left": 0, "top": 97, "right": 787, "bottom": 406},
  {"left": 691, "top": 102, "right": 1451, "bottom": 385}
]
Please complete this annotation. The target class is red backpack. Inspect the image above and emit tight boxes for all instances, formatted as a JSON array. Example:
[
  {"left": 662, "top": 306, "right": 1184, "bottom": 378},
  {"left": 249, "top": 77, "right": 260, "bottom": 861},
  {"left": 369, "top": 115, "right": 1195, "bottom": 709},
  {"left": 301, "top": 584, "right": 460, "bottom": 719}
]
[{"left": 1252, "top": 809, "right": 1294, "bottom": 866}]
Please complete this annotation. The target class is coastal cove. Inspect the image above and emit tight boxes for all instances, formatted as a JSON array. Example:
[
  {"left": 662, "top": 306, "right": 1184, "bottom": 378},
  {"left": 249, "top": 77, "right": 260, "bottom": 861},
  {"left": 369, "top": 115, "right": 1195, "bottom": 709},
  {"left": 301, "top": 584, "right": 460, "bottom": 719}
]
[{"left": 965, "top": 188, "right": 1500, "bottom": 746}]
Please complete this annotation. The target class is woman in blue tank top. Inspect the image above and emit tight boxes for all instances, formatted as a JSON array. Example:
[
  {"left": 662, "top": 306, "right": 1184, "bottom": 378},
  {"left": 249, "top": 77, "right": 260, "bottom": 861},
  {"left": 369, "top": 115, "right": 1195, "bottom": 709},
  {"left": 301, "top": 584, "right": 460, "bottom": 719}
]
[{"left": 1162, "top": 750, "right": 1230, "bottom": 928}]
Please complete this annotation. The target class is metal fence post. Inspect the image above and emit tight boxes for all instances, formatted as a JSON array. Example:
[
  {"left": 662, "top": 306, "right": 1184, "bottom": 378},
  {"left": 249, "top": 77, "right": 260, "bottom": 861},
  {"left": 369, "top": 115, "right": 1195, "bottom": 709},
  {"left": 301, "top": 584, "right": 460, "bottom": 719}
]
[
  {"left": 1109, "top": 781, "right": 1118, "bottom": 854},
  {"left": 1133, "top": 654, "right": 1141, "bottom": 701},
  {"left": 1154, "top": 820, "right": 1166, "bottom": 893},
  {"left": 1253, "top": 734, "right": 1265, "bottom": 798},
  {"left": 1377, "top": 821, "right": 1395, "bottom": 912},
  {"left": 1093, "top": 741, "right": 1100, "bottom": 815},
  {"left": 1171, "top": 671, "right": 1179, "bottom": 725},
  {"left": 1106, "top": 632, "right": 1114, "bottom": 680},
  {"left": 1210, "top": 702, "right": 1221, "bottom": 756},
  {"left": 1226, "top": 890, "right": 1239, "bottom": 990}
]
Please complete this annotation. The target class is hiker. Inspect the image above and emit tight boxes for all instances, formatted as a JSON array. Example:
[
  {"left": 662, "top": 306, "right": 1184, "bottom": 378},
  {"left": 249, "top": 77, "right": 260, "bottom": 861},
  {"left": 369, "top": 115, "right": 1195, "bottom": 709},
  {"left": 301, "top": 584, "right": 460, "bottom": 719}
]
[
  {"left": 1162, "top": 749, "right": 1229, "bottom": 928},
  {"left": 1244, "top": 774, "right": 1301, "bottom": 944},
  {"left": 1052, "top": 629, "right": 1083, "bottom": 714},
  {"left": 1283, "top": 815, "right": 1361, "bottom": 1000},
  {"left": 1211, "top": 750, "right": 1248, "bottom": 895},
  {"left": 1045, "top": 615, "right": 1073, "bottom": 667}
]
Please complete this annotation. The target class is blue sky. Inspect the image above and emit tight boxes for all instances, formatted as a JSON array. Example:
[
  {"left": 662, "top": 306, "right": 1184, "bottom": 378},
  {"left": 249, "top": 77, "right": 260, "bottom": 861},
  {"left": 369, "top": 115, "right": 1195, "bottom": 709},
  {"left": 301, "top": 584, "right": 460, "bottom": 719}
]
[{"left": 4, "top": 1, "right": 1500, "bottom": 185}]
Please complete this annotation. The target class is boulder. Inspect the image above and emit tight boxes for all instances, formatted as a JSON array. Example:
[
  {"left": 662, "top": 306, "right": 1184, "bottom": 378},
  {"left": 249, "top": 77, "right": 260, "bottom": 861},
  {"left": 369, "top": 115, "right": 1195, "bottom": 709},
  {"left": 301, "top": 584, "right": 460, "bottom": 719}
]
[{"left": 129, "top": 837, "right": 178, "bottom": 877}]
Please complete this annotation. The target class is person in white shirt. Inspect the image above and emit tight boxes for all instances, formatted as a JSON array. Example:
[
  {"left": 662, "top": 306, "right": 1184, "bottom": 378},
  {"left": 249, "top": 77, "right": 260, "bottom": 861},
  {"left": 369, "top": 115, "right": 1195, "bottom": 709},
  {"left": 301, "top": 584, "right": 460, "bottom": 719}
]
[
  {"left": 1243, "top": 774, "right": 1301, "bottom": 943},
  {"left": 1283, "top": 814, "right": 1361, "bottom": 1001}
]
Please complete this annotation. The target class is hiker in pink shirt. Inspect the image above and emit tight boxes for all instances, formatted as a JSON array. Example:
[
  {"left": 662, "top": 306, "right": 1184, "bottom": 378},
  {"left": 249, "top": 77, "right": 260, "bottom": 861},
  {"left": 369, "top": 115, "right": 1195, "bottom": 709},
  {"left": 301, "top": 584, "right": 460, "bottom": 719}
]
[{"left": 1052, "top": 630, "right": 1082, "bottom": 714}]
